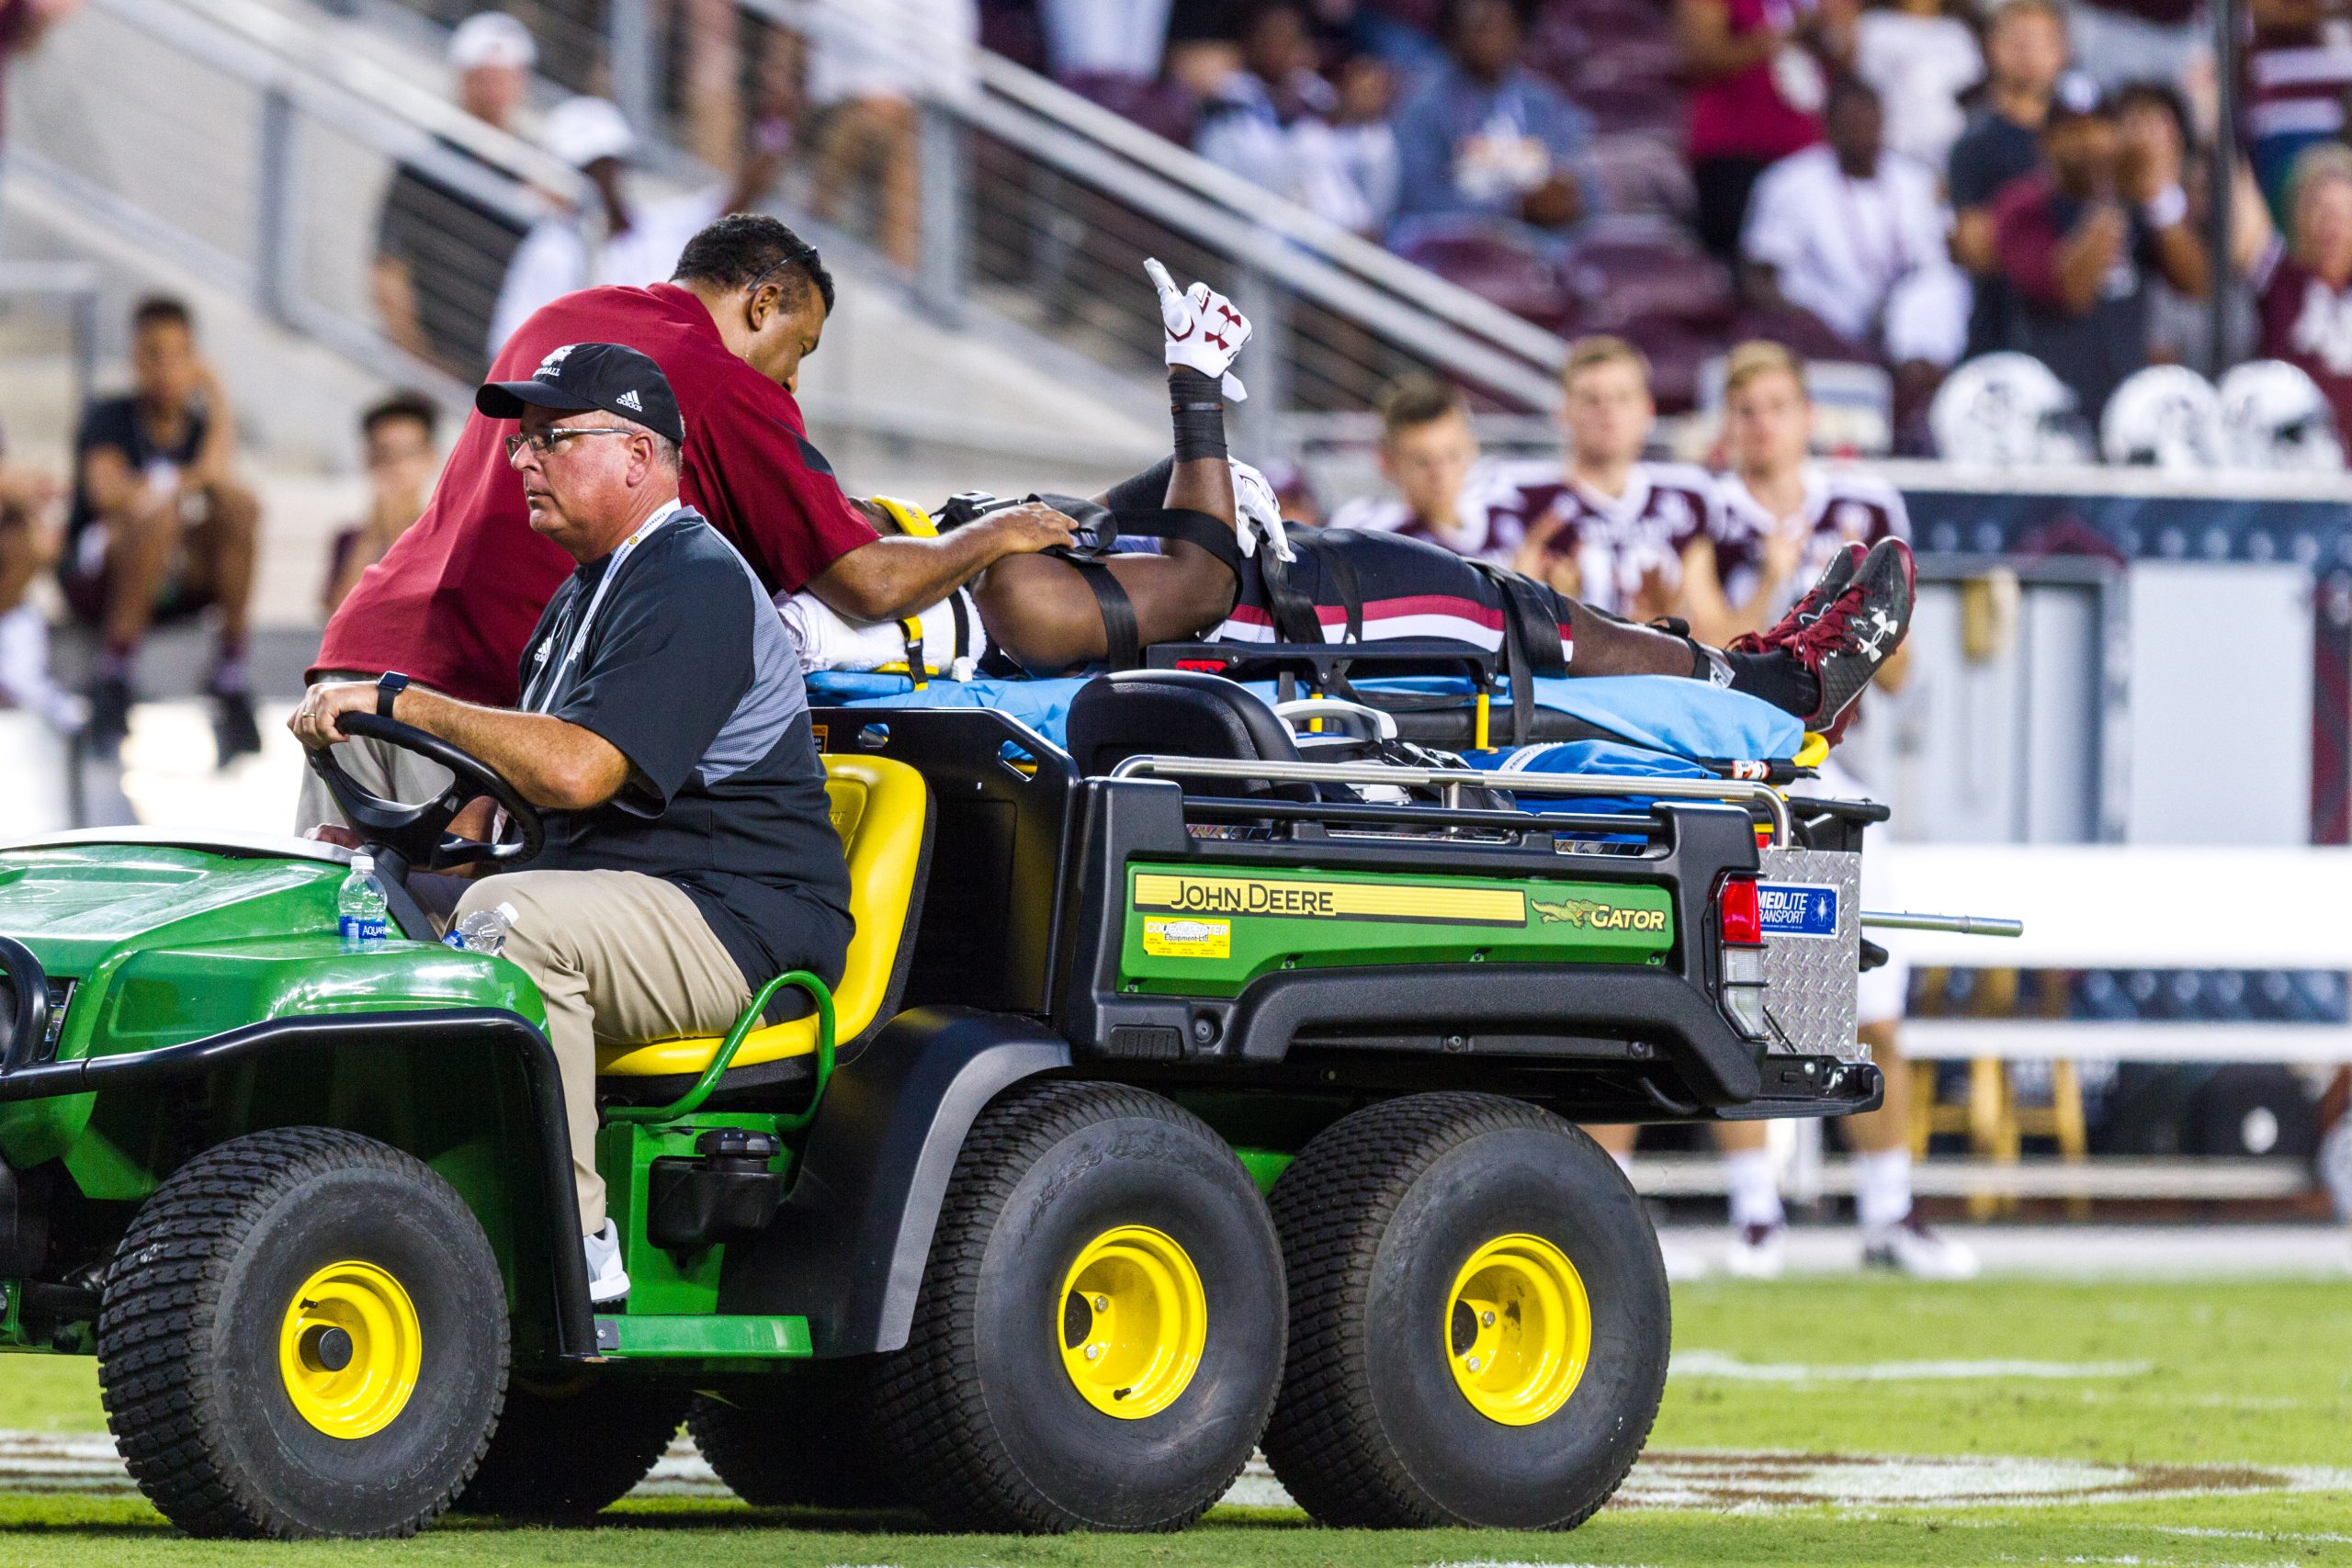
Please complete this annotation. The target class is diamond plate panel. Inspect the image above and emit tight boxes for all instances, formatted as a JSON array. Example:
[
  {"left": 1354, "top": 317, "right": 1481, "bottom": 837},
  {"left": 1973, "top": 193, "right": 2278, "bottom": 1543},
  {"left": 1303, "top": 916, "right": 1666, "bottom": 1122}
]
[{"left": 1757, "top": 847, "right": 1863, "bottom": 1060}]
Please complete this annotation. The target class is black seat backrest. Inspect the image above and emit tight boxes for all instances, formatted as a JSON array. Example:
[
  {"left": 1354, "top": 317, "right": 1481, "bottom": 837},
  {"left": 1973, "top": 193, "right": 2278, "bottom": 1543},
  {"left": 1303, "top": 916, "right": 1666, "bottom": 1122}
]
[{"left": 1064, "top": 670, "right": 1314, "bottom": 801}]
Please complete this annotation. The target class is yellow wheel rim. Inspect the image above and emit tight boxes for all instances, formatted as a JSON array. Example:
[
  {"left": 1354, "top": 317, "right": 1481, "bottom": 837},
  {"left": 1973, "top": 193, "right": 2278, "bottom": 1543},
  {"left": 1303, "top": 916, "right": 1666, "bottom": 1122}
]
[
  {"left": 1057, "top": 1224, "right": 1207, "bottom": 1419},
  {"left": 1444, "top": 1234, "right": 1590, "bottom": 1427},
  {"left": 277, "top": 1260, "right": 423, "bottom": 1440}
]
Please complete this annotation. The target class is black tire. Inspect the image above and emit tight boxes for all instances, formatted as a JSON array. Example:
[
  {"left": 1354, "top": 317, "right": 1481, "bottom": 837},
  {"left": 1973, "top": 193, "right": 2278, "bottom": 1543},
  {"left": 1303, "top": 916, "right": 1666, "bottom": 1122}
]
[
  {"left": 688, "top": 1363, "right": 898, "bottom": 1508},
  {"left": 873, "top": 1081, "right": 1284, "bottom": 1533},
  {"left": 451, "top": 1374, "right": 689, "bottom": 1517},
  {"left": 96, "top": 1126, "right": 509, "bottom": 1539},
  {"left": 1262, "top": 1092, "right": 1669, "bottom": 1529}
]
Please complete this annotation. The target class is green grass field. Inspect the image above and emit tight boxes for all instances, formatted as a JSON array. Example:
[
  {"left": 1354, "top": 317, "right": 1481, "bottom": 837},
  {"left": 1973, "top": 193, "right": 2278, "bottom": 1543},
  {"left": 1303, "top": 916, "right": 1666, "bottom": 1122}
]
[{"left": 2, "top": 1275, "right": 2348, "bottom": 1567}]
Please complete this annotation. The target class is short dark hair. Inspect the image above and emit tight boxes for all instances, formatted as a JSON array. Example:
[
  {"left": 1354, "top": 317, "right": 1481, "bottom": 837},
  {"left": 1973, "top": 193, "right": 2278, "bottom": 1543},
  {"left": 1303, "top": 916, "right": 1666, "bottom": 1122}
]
[
  {"left": 672, "top": 213, "right": 835, "bottom": 316},
  {"left": 131, "top": 295, "right": 193, "bottom": 335},
  {"left": 361, "top": 389, "right": 439, "bottom": 443},
  {"left": 1375, "top": 372, "right": 1467, "bottom": 438}
]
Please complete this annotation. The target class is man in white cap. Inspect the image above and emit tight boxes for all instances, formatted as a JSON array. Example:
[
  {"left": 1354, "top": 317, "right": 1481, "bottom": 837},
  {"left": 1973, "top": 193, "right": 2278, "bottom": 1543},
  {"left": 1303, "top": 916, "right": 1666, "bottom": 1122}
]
[
  {"left": 485, "top": 96, "right": 786, "bottom": 354},
  {"left": 373, "top": 10, "right": 539, "bottom": 378}
]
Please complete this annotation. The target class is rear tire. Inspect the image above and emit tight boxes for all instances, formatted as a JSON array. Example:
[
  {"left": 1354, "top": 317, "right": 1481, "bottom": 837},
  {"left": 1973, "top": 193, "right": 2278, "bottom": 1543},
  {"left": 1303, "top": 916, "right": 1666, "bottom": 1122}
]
[
  {"left": 1262, "top": 1092, "right": 1668, "bottom": 1529},
  {"left": 688, "top": 1363, "right": 897, "bottom": 1508},
  {"left": 874, "top": 1081, "right": 1284, "bottom": 1532},
  {"left": 451, "top": 1374, "right": 688, "bottom": 1517},
  {"left": 96, "top": 1127, "right": 508, "bottom": 1539}
]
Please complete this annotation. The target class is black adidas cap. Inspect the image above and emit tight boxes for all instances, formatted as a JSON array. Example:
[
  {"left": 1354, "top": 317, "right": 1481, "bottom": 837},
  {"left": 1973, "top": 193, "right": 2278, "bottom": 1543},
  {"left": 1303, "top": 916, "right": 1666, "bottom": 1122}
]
[{"left": 477, "top": 341, "right": 685, "bottom": 446}]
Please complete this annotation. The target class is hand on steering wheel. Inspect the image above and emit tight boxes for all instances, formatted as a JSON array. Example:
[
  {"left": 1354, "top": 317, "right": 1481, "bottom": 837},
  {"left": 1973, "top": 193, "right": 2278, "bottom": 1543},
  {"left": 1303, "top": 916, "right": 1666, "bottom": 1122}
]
[{"left": 303, "top": 710, "right": 545, "bottom": 873}]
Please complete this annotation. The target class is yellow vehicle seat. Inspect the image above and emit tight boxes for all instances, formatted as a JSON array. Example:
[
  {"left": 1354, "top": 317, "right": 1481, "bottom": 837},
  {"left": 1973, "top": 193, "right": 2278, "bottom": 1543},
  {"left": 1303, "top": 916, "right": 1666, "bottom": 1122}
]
[{"left": 594, "top": 754, "right": 932, "bottom": 1081}]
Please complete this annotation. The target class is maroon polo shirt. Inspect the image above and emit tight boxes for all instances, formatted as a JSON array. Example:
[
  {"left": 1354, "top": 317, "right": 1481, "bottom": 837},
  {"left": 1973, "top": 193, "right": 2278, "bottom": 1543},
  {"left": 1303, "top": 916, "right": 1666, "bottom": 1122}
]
[{"left": 314, "top": 282, "right": 877, "bottom": 705}]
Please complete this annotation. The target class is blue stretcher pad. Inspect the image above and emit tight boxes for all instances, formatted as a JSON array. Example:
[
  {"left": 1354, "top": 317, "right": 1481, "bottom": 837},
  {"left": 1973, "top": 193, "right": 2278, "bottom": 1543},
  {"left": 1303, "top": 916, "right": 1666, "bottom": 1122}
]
[{"left": 808, "top": 669, "right": 1803, "bottom": 765}]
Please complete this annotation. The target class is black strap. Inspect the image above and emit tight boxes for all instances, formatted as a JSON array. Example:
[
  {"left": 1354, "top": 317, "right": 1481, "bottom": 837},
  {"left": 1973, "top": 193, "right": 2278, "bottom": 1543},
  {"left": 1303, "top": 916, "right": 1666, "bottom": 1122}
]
[
  {"left": 946, "top": 590, "right": 973, "bottom": 663},
  {"left": 1253, "top": 547, "right": 1326, "bottom": 648},
  {"left": 1071, "top": 561, "right": 1141, "bottom": 671},
  {"left": 1471, "top": 562, "right": 1568, "bottom": 679},
  {"left": 1293, "top": 531, "right": 1363, "bottom": 645},
  {"left": 1103, "top": 506, "right": 1247, "bottom": 580}
]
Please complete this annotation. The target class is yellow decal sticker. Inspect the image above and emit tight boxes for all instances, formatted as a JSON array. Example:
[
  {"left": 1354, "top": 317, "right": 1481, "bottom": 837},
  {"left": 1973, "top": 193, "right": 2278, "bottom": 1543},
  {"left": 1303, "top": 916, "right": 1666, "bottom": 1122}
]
[
  {"left": 1531, "top": 897, "right": 1668, "bottom": 932},
  {"left": 1134, "top": 874, "right": 1525, "bottom": 927},
  {"left": 1142, "top": 917, "right": 1231, "bottom": 958},
  {"left": 809, "top": 722, "right": 829, "bottom": 752}
]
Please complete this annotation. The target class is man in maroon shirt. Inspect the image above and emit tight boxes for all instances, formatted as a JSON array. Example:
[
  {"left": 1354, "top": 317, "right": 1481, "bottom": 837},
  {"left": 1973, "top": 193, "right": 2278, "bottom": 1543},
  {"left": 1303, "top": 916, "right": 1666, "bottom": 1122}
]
[{"left": 303, "top": 215, "right": 1080, "bottom": 825}]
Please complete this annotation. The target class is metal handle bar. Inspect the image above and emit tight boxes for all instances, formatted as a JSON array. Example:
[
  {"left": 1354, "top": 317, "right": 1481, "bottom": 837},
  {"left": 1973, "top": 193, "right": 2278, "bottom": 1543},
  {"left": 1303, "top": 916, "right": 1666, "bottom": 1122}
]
[
  {"left": 1860, "top": 911, "right": 2025, "bottom": 937},
  {"left": 1107, "top": 755, "right": 1792, "bottom": 845}
]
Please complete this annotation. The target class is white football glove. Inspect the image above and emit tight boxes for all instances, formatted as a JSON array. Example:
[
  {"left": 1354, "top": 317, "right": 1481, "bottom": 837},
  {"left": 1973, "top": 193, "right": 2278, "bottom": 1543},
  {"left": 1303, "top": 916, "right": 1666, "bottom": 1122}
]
[
  {"left": 1145, "top": 257, "right": 1250, "bottom": 402},
  {"left": 1229, "top": 458, "right": 1294, "bottom": 562}
]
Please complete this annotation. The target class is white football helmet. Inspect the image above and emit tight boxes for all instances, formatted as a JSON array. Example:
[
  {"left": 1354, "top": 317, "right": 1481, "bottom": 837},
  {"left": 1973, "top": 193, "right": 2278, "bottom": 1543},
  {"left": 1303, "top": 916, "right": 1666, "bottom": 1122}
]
[
  {"left": 1929, "top": 353, "right": 2088, "bottom": 467},
  {"left": 2217, "top": 359, "right": 2344, "bottom": 471},
  {"left": 2099, "top": 365, "right": 2223, "bottom": 469}
]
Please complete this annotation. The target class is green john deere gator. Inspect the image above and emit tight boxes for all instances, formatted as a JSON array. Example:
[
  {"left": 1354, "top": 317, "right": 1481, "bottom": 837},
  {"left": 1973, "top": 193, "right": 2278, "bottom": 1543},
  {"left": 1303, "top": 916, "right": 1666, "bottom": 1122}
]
[{"left": 0, "top": 668, "right": 1894, "bottom": 1539}]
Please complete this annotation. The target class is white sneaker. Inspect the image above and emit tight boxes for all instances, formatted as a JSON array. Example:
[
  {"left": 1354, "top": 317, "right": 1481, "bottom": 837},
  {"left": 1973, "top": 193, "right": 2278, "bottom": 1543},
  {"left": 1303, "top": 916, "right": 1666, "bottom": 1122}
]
[
  {"left": 1861, "top": 1213, "right": 1979, "bottom": 1280},
  {"left": 1722, "top": 1221, "right": 1786, "bottom": 1280},
  {"left": 583, "top": 1221, "right": 631, "bottom": 1303}
]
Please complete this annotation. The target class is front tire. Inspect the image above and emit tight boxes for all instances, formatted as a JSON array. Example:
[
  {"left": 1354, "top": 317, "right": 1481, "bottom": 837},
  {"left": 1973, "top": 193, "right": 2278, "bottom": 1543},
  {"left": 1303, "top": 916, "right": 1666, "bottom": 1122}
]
[
  {"left": 1262, "top": 1093, "right": 1669, "bottom": 1529},
  {"left": 97, "top": 1127, "right": 508, "bottom": 1539},
  {"left": 873, "top": 1081, "right": 1285, "bottom": 1532}
]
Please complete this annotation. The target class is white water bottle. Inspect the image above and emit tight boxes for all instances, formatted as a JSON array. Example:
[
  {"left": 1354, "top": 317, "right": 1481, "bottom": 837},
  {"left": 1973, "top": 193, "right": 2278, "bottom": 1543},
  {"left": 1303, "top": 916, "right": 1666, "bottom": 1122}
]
[
  {"left": 442, "top": 902, "right": 517, "bottom": 957},
  {"left": 337, "top": 854, "right": 390, "bottom": 953}
]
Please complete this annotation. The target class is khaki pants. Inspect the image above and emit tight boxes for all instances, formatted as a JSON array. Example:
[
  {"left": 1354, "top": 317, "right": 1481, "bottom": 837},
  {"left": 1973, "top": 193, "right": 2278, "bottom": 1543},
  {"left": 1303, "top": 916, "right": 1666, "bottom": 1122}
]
[
  {"left": 292, "top": 671, "right": 456, "bottom": 834},
  {"left": 457, "top": 869, "right": 752, "bottom": 1234}
]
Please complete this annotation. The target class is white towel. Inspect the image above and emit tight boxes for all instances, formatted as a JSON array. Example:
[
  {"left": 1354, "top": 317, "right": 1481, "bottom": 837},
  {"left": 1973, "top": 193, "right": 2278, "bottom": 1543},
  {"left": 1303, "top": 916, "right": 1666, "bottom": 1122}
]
[{"left": 778, "top": 588, "right": 989, "bottom": 676}]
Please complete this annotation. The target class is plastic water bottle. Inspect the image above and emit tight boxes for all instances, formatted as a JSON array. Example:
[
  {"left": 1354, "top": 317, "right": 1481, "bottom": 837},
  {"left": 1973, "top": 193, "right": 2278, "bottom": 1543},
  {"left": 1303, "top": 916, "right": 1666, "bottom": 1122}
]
[
  {"left": 337, "top": 854, "right": 390, "bottom": 953},
  {"left": 443, "top": 903, "right": 517, "bottom": 957}
]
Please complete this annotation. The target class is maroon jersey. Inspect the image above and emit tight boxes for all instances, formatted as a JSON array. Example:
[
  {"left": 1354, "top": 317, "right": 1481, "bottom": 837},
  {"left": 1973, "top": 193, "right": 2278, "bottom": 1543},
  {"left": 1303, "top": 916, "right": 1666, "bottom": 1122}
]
[
  {"left": 1328, "top": 473, "right": 1521, "bottom": 565},
  {"left": 2255, "top": 243, "right": 2352, "bottom": 439},
  {"left": 1712, "top": 464, "right": 1908, "bottom": 622},
  {"left": 1483, "top": 460, "right": 1716, "bottom": 617}
]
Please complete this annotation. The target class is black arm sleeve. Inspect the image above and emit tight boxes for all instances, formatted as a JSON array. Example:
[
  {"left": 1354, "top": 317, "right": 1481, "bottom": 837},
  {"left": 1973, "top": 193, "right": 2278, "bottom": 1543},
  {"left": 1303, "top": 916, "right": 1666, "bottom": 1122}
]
[{"left": 1102, "top": 457, "right": 1176, "bottom": 516}]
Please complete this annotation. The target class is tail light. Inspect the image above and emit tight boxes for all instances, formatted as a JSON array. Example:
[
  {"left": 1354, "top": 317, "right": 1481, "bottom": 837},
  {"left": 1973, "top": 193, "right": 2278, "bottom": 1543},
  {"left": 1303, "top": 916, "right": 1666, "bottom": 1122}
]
[
  {"left": 1718, "top": 875, "right": 1763, "bottom": 946},
  {"left": 1716, "top": 874, "right": 1768, "bottom": 1040}
]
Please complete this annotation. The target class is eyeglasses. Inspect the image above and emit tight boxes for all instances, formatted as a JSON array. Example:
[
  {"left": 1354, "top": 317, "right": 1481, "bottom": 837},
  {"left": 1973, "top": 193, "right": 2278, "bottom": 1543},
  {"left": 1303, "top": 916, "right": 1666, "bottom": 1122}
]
[
  {"left": 503, "top": 423, "right": 639, "bottom": 460},
  {"left": 503, "top": 427, "right": 639, "bottom": 460}
]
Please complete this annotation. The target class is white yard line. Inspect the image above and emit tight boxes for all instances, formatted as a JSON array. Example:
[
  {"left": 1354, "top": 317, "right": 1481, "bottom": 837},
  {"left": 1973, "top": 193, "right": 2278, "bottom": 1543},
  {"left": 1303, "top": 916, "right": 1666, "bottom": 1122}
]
[{"left": 1668, "top": 1351, "right": 2154, "bottom": 1382}]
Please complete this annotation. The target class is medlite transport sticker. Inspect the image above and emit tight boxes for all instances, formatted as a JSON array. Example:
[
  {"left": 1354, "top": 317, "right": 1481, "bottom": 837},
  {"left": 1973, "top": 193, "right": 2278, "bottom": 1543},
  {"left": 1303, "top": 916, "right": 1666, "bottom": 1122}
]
[
  {"left": 1142, "top": 918, "right": 1230, "bottom": 958},
  {"left": 1758, "top": 882, "right": 1839, "bottom": 938}
]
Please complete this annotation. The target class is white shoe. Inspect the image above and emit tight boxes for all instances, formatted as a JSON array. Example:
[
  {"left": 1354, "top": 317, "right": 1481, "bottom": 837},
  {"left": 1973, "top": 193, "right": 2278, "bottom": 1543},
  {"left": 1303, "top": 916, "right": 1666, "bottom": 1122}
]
[
  {"left": 583, "top": 1221, "right": 631, "bottom": 1303},
  {"left": 1861, "top": 1213, "right": 1978, "bottom": 1280},
  {"left": 1722, "top": 1221, "right": 1786, "bottom": 1280}
]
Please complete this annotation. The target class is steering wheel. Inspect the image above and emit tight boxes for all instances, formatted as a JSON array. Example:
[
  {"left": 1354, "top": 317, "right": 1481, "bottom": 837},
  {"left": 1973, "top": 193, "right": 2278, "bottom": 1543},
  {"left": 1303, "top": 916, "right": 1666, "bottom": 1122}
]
[{"left": 305, "top": 712, "right": 545, "bottom": 873}]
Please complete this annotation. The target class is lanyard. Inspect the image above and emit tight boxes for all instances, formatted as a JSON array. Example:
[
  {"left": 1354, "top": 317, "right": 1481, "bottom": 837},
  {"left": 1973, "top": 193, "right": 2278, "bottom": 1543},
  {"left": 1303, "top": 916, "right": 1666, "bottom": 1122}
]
[{"left": 524, "top": 503, "right": 679, "bottom": 714}]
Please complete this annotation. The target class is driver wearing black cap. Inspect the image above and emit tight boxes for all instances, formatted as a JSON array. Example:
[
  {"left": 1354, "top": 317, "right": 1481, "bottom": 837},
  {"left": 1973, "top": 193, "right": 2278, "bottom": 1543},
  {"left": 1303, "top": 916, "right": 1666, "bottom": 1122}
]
[{"left": 289, "top": 343, "right": 850, "bottom": 1306}]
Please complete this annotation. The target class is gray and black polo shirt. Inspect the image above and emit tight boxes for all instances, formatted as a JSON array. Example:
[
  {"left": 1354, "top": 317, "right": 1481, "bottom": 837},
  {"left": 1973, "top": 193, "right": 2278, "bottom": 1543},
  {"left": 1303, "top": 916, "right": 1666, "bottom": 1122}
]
[{"left": 518, "top": 504, "right": 853, "bottom": 995}]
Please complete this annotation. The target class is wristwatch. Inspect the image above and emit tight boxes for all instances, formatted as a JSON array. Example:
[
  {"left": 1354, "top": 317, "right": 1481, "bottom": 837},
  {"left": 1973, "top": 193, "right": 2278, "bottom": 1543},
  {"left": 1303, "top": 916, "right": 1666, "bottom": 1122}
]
[{"left": 375, "top": 671, "right": 412, "bottom": 718}]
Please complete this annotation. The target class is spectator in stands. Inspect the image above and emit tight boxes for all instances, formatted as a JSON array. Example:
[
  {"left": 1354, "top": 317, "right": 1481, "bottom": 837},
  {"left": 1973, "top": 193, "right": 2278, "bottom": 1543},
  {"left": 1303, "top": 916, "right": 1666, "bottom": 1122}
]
[
  {"left": 1740, "top": 75, "right": 1970, "bottom": 395},
  {"left": 1196, "top": 3, "right": 1400, "bottom": 233},
  {"left": 1852, "top": 0, "right": 1981, "bottom": 173},
  {"left": 322, "top": 393, "right": 442, "bottom": 620},
  {"left": 1678, "top": 0, "right": 1853, "bottom": 262},
  {"left": 0, "top": 446, "right": 74, "bottom": 731},
  {"left": 1506, "top": 336, "right": 1714, "bottom": 621},
  {"left": 374, "top": 12, "right": 538, "bottom": 381},
  {"left": 1329, "top": 373, "right": 1515, "bottom": 560},
  {"left": 2255, "top": 142, "right": 2352, "bottom": 439},
  {"left": 487, "top": 96, "right": 786, "bottom": 354},
  {"left": 1991, "top": 73, "right": 2210, "bottom": 423},
  {"left": 62, "top": 297, "right": 262, "bottom": 765},
  {"left": 2245, "top": 0, "right": 2352, "bottom": 228},
  {"left": 1387, "top": 0, "right": 1600, "bottom": 254},
  {"left": 2119, "top": 80, "right": 2272, "bottom": 370},
  {"left": 803, "top": 0, "right": 976, "bottom": 269},
  {"left": 1948, "top": 0, "right": 2069, "bottom": 359}
]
